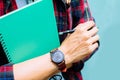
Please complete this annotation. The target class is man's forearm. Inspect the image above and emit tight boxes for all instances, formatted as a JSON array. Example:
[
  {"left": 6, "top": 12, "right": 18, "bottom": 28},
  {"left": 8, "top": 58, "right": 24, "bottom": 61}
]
[{"left": 13, "top": 53, "right": 59, "bottom": 80}]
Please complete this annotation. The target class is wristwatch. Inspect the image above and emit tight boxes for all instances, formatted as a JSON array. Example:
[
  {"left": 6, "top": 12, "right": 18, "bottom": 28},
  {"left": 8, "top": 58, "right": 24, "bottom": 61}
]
[{"left": 50, "top": 49, "right": 67, "bottom": 72}]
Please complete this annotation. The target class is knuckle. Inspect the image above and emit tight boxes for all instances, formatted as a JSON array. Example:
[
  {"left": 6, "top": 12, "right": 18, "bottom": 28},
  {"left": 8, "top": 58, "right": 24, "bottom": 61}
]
[
  {"left": 88, "top": 46, "right": 92, "bottom": 53},
  {"left": 75, "top": 27, "right": 84, "bottom": 33},
  {"left": 85, "top": 41, "right": 91, "bottom": 46},
  {"left": 86, "top": 41, "right": 91, "bottom": 48},
  {"left": 82, "top": 41, "right": 91, "bottom": 50},
  {"left": 84, "top": 46, "right": 91, "bottom": 55},
  {"left": 83, "top": 33, "right": 90, "bottom": 39},
  {"left": 79, "top": 28, "right": 84, "bottom": 33}
]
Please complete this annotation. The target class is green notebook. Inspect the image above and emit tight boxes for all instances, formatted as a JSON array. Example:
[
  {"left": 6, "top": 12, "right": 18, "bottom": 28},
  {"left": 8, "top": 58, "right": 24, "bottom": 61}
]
[{"left": 0, "top": 0, "right": 60, "bottom": 64}]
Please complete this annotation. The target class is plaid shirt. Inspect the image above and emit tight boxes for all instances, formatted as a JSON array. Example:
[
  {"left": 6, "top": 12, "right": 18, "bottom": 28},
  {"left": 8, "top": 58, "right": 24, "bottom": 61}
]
[
  {"left": 0, "top": 0, "right": 17, "bottom": 16},
  {"left": 0, "top": 63, "right": 14, "bottom": 80},
  {"left": 0, "top": 0, "right": 93, "bottom": 80},
  {"left": 53, "top": 1, "right": 93, "bottom": 80}
]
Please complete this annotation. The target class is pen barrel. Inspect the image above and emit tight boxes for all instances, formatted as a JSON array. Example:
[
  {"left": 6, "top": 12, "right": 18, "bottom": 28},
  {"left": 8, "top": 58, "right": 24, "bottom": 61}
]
[{"left": 59, "top": 29, "right": 75, "bottom": 35}]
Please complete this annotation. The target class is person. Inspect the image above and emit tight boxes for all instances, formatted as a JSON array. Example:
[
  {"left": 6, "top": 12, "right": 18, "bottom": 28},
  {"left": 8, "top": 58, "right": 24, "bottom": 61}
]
[{"left": 0, "top": 0, "right": 100, "bottom": 80}]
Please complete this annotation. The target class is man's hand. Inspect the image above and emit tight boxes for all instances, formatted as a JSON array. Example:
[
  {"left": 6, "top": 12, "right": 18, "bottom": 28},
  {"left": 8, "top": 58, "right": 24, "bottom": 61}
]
[{"left": 59, "top": 21, "right": 99, "bottom": 68}]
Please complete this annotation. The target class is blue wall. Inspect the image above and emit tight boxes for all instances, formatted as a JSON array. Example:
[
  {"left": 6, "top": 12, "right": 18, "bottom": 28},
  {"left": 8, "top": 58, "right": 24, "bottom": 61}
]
[{"left": 82, "top": 0, "right": 120, "bottom": 80}]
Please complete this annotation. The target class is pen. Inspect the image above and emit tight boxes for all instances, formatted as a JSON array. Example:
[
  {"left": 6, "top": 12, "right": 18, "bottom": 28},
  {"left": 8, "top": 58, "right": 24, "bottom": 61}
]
[{"left": 59, "top": 29, "right": 75, "bottom": 35}]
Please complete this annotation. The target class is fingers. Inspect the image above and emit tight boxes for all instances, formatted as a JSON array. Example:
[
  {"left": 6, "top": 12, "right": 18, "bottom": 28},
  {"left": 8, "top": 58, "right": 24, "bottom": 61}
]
[
  {"left": 87, "top": 34, "right": 99, "bottom": 53},
  {"left": 87, "top": 35, "right": 99, "bottom": 44},
  {"left": 89, "top": 42, "right": 99, "bottom": 53},
  {"left": 74, "top": 21, "right": 97, "bottom": 39},
  {"left": 72, "top": 21, "right": 99, "bottom": 43},
  {"left": 87, "top": 27, "right": 98, "bottom": 37},
  {"left": 76, "top": 21, "right": 95, "bottom": 31}
]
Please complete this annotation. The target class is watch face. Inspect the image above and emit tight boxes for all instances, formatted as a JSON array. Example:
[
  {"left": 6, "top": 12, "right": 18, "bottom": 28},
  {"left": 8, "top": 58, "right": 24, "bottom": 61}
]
[{"left": 51, "top": 50, "right": 64, "bottom": 64}]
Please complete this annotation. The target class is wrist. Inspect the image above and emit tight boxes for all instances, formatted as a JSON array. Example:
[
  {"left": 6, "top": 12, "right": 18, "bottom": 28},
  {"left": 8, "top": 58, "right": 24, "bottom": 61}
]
[
  {"left": 58, "top": 47, "right": 73, "bottom": 69},
  {"left": 50, "top": 49, "right": 68, "bottom": 72}
]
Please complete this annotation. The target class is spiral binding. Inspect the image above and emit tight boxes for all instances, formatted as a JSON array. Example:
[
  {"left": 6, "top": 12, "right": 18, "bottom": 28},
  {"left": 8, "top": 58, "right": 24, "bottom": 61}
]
[{"left": 0, "top": 34, "right": 12, "bottom": 62}]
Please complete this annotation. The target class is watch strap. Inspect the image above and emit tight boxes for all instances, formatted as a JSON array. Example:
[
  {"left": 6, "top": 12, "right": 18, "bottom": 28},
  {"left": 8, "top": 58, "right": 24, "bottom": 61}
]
[{"left": 58, "top": 60, "right": 67, "bottom": 72}]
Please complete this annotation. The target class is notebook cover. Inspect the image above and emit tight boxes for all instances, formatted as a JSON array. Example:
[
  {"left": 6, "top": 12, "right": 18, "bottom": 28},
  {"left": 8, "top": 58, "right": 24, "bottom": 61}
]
[{"left": 0, "top": 0, "right": 60, "bottom": 64}]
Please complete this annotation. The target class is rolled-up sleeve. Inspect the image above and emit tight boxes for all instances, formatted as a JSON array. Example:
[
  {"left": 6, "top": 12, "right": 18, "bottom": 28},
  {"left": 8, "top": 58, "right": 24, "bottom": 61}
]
[{"left": 0, "top": 63, "right": 14, "bottom": 80}]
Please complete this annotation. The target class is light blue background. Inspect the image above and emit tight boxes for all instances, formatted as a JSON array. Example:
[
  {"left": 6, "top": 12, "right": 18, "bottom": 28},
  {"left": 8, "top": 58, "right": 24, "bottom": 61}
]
[{"left": 82, "top": 0, "right": 120, "bottom": 80}]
